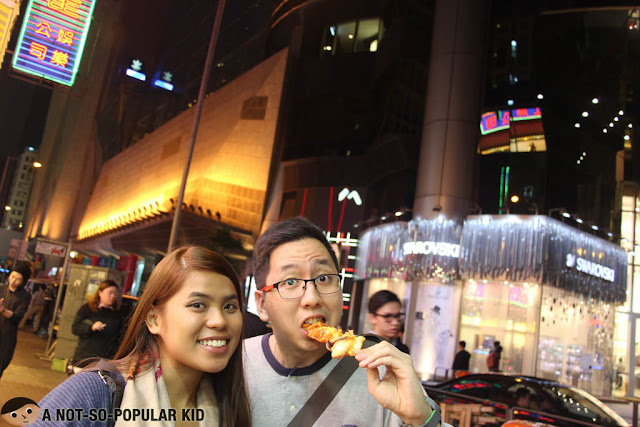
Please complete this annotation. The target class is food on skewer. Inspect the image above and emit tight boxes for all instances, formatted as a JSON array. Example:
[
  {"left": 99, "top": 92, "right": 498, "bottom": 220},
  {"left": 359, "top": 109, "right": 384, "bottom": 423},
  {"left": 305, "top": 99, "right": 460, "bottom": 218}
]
[{"left": 305, "top": 322, "right": 366, "bottom": 359}]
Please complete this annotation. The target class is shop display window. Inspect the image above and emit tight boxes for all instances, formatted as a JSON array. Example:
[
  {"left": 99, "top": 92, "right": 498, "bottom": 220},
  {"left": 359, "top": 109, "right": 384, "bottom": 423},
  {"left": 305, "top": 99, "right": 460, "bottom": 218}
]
[
  {"left": 537, "top": 286, "right": 614, "bottom": 395},
  {"left": 459, "top": 280, "right": 540, "bottom": 375}
]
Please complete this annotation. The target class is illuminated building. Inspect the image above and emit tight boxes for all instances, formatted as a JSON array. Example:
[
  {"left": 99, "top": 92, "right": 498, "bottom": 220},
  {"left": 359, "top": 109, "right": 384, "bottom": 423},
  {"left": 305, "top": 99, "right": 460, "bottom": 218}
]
[{"left": 1, "top": 147, "right": 38, "bottom": 230}]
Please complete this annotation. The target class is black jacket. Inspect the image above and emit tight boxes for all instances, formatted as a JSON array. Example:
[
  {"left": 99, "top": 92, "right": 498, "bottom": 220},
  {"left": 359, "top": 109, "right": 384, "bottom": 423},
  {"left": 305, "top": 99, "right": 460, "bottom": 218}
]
[
  {"left": 452, "top": 349, "right": 471, "bottom": 370},
  {"left": 72, "top": 304, "right": 124, "bottom": 364}
]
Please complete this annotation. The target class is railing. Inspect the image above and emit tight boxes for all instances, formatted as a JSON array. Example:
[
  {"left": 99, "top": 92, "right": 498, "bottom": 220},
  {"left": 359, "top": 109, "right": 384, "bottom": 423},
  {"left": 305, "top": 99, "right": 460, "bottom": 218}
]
[{"left": 422, "top": 385, "right": 618, "bottom": 427}]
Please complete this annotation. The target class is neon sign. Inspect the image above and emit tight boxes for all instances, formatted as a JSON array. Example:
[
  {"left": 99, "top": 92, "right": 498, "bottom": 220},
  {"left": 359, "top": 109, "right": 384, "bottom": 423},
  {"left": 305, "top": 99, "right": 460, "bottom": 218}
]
[
  {"left": 11, "top": 0, "right": 96, "bottom": 86},
  {"left": 0, "top": 0, "right": 21, "bottom": 71},
  {"left": 480, "top": 107, "right": 542, "bottom": 135},
  {"left": 403, "top": 241, "right": 460, "bottom": 258}
]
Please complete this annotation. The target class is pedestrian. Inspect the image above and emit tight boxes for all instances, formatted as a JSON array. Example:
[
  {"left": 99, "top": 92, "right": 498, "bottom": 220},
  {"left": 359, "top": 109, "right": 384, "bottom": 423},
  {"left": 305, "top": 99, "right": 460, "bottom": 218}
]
[
  {"left": 0, "top": 263, "right": 32, "bottom": 380},
  {"left": 34, "top": 246, "right": 252, "bottom": 426},
  {"left": 18, "top": 284, "right": 47, "bottom": 332},
  {"left": 367, "top": 289, "right": 410, "bottom": 354},
  {"left": 452, "top": 340, "right": 471, "bottom": 372},
  {"left": 616, "top": 357, "right": 625, "bottom": 389},
  {"left": 487, "top": 340, "right": 503, "bottom": 372},
  {"left": 70, "top": 280, "right": 125, "bottom": 369},
  {"left": 245, "top": 217, "right": 441, "bottom": 426}
]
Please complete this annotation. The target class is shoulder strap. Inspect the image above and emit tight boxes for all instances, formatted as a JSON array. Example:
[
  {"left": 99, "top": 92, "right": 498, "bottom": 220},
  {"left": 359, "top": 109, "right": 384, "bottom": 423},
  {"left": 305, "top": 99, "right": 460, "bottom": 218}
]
[
  {"left": 96, "top": 368, "right": 124, "bottom": 427},
  {"left": 287, "top": 335, "right": 380, "bottom": 427}
]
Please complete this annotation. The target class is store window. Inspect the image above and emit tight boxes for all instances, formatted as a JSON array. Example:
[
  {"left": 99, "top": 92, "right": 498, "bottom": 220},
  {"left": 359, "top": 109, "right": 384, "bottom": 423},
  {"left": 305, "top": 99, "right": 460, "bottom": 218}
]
[
  {"left": 538, "top": 287, "right": 615, "bottom": 395},
  {"left": 321, "top": 18, "right": 383, "bottom": 56},
  {"left": 459, "top": 280, "right": 541, "bottom": 375}
]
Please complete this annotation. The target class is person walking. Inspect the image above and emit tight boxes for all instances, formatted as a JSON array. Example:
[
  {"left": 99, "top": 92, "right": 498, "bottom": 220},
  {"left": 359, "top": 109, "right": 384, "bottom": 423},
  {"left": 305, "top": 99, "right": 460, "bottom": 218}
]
[
  {"left": 452, "top": 340, "right": 471, "bottom": 372},
  {"left": 0, "top": 263, "right": 32, "bottom": 380},
  {"left": 18, "top": 285, "right": 47, "bottom": 332},
  {"left": 367, "top": 290, "right": 410, "bottom": 354},
  {"left": 487, "top": 341, "right": 503, "bottom": 372}
]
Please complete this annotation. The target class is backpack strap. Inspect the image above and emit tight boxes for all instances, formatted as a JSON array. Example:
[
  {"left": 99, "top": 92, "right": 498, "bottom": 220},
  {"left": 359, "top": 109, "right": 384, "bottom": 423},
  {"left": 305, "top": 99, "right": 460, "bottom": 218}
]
[{"left": 286, "top": 335, "right": 380, "bottom": 427}]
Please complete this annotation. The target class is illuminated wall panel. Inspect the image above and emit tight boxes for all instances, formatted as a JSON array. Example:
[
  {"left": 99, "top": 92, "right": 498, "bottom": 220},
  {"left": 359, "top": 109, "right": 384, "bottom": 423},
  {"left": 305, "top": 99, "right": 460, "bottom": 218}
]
[
  {"left": 0, "top": 0, "right": 20, "bottom": 70},
  {"left": 78, "top": 49, "right": 289, "bottom": 238},
  {"left": 11, "top": 0, "right": 96, "bottom": 86}
]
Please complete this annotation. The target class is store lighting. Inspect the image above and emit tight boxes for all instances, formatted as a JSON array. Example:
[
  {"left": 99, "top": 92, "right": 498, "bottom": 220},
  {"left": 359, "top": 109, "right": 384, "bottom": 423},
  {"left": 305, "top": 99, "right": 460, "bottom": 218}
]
[
  {"left": 510, "top": 195, "right": 519, "bottom": 203},
  {"left": 582, "top": 111, "right": 589, "bottom": 117},
  {"left": 609, "top": 122, "right": 614, "bottom": 127},
  {"left": 537, "top": 94, "right": 543, "bottom": 99},
  {"left": 577, "top": 160, "right": 581, "bottom": 164},
  {"left": 607, "top": 232, "right": 613, "bottom": 237},
  {"left": 619, "top": 110, "right": 624, "bottom": 115},
  {"left": 592, "top": 98, "right": 599, "bottom": 104},
  {"left": 603, "top": 129, "right": 607, "bottom": 133},
  {"left": 576, "top": 218, "right": 583, "bottom": 224},
  {"left": 381, "top": 216, "right": 387, "bottom": 220},
  {"left": 629, "top": 124, "right": 633, "bottom": 128},
  {"left": 4, "top": 206, "right": 10, "bottom": 211},
  {"left": 562, "top": 212, "right": 571, "bottom": 218},
  {"left": 395, "top": 211, "right": 403, "bottom": 216},
  {"left": 625, "top": 135, "right": 630, "bottom": 140},
  {"left": 592, "top": 225, "right": 598, "bottom": 230},
  {"left": 574, "top": 123, "right": 580, "bottom": 128},
  {"left": 33, "top": 161, "right": 42, "bottom": 168},
  {"left": 507, "top": 99, "right": 514, "bottom": 106},
  {"left": 70, "top": 251, "right": 78, "bottom": 258},
  {"left": 614, "top": 117, "right": 619, "bottom": 122},
  {"left": 582, "top": 152, "right": 586, "bottom": 156}
]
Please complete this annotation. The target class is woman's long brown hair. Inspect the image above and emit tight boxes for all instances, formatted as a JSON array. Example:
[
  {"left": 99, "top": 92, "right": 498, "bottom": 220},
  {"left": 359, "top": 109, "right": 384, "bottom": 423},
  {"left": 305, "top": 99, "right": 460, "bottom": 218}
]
[{"left": 114, "top": 246, "right": 251, "bottom": 426}]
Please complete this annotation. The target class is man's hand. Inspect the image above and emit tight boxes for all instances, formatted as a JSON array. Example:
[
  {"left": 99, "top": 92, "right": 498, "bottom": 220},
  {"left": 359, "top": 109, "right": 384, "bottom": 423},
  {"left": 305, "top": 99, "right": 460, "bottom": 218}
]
[{"left": 354, "top": 341, "right": 431, "bottom": 426}]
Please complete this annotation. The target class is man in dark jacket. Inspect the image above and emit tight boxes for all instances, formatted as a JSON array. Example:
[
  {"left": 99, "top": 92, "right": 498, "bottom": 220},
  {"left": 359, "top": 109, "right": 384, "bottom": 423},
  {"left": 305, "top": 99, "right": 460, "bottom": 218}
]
[
  {"left": 452, "top": 340, "right": 471, "bottom": 372},
  {"left": 0, "top": 263, "right": 32, "bottom": 379}
]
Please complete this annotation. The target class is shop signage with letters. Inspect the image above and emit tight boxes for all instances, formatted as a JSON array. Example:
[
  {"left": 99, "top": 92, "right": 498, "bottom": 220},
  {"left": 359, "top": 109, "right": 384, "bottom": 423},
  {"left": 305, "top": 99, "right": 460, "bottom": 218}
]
[
  {"left": 35, "top": 241, "right": 67, "bottom": 258},
  {"left": 565, "top": 254, "right": 615, "bottom": 283},
  {"left": 403, "top": 241, "right": 460, "bottom": 258}
]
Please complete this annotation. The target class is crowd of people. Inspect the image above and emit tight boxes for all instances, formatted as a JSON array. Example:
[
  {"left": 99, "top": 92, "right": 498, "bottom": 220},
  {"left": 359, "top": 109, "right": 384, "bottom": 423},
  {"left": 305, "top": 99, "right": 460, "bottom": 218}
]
[{"left": 0, "top": 217, "right": 442, "bottom": 426}]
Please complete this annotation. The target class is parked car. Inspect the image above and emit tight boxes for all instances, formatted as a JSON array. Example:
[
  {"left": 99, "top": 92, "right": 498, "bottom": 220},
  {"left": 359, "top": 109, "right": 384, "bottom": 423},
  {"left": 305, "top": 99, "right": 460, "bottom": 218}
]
[{"left": 425, "top": 373, "right": 628, "bottom": 427}]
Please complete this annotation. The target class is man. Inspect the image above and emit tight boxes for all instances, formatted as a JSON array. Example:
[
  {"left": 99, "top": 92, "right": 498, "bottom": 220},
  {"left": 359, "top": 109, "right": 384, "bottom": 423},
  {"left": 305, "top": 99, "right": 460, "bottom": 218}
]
[
  {"left": 244, "top": 217, "right": 441, "bottom": 426},
  {"left": 452, "top": 340, "right": 470, "bottom": 372},
  {"left": 368, "top": 289, "right": 410, "bottom": 354},
  {"left": 0, "top": 263, "right": 32, "bottom": 380}
]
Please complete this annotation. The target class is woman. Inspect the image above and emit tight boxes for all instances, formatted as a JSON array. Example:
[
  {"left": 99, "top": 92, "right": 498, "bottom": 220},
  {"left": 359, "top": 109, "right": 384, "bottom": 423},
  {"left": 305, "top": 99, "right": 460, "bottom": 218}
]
[
  {"left": 35, "top": 247, "right": 251, "bottom": 426},
  {"left": 71, "top": 280, "right": 124, "bottom": 367},
  {"left": 367, "top": 290, "right": 410, "bottom": 354}
]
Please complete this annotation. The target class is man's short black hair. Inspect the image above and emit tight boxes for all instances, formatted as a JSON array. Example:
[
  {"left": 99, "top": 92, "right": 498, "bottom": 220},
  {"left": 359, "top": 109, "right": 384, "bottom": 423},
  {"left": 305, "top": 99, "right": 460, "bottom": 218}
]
[
  {"left": 515, "top": 387, "right": 531, "bottom": 399},
  {"left": 1, "top": 397, "right": 38, "bottom": 414},
  {"left": 368, "top": 290, "right": 401, "bottom": 314},
  {"left": 459, "top": 341, "right": 466, "bottom": 348},
  {"left": 253, "top": 217, "right": 339, "bottom": 289}
]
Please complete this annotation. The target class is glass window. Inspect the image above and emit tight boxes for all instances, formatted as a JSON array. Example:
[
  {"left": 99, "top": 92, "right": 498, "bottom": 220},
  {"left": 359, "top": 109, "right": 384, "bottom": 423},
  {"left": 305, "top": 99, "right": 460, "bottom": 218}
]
[
  {"left": 321, "top": 18, "right": 383, "bottom": 56},
  {"left": 334, "top": 21, "right": 356, "bottom": 55},
  {"left": 354, "top": 18, "right": 381, "bottom": 52},
  {"left": 320, "top": 26, "right": 335, "bottom": 56}
]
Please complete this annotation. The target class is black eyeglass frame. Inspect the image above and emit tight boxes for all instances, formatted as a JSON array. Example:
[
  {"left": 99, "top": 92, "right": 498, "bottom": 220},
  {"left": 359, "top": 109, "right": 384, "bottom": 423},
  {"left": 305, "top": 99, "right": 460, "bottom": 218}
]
[
  {"left": 373, "top": 312, "right": 406, "bottom": 322},
  {"left": 262, "top": 273, "right": 343, "bottom": 299}
]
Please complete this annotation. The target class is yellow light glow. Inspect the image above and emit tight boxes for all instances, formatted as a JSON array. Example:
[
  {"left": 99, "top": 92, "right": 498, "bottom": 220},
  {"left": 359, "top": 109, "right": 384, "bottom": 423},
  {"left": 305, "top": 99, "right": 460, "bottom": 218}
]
[
  {"left": 4, "top": 206, "right": 10, "bottom": 211},
  {"left": 510, "top": 195, "right": 520, "bottom": 203}
]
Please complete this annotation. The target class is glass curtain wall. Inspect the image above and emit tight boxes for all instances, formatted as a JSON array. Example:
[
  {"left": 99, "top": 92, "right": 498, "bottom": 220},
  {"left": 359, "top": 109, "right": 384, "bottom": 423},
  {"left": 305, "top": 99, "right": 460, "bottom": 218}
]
[{"left": 459, "top": 280, "right": 541, "bottom": 375}]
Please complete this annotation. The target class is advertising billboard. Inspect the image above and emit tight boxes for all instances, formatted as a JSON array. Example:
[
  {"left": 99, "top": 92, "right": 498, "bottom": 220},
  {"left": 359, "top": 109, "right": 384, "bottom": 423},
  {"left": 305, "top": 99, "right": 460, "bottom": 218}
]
[
  {"left": 0, "top": 0, "right": 20, "bottom": 70},
  {"left": 11, "top": 0, "right": 96, "bottom": 86}
]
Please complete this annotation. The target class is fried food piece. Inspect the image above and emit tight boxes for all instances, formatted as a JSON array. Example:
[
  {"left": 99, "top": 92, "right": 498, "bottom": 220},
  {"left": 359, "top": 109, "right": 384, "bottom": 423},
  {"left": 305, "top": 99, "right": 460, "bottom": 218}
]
[{"left": 305, "top": 322, "right": 366, "bottom": 358}]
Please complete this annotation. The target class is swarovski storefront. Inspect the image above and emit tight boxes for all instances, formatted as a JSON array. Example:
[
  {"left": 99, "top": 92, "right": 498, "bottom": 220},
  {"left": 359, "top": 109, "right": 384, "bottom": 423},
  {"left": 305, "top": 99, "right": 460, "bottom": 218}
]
[{"left": 355, "top": 215, "right": 627, "bottom": 396}]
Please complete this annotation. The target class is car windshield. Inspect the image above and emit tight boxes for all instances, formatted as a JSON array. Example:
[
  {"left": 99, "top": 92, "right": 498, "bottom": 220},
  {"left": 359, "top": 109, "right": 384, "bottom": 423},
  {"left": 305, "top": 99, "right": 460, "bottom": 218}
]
[{"left": 542, "top": 385, "right": 627, "bottom": 426}]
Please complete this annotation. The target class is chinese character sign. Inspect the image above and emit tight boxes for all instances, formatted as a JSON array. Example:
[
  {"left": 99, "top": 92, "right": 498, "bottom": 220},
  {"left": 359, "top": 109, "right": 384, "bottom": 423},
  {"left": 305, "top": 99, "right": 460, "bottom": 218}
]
[{"left": 11, "top": 0, "right": 97, "bottom": 86}]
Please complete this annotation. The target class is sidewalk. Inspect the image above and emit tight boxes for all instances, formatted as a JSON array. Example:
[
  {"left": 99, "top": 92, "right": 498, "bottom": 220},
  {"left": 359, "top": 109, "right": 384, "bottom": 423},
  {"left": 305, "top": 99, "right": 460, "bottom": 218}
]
[{"left": 0, "top": 330, "right": 68, "bottom": 409}]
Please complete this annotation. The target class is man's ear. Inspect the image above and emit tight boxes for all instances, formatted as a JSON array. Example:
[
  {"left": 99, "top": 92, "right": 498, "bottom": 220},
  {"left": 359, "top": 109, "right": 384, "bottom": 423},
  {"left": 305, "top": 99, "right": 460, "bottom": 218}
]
[
  {"left": 367, "top": 312, "right": 376, "bottom": 327},
  {"left": 146, "top": 306, "right": 161, "bottom": 335},
  {"left": 255, "top": 290, "right": 270, "bottom": 323}
]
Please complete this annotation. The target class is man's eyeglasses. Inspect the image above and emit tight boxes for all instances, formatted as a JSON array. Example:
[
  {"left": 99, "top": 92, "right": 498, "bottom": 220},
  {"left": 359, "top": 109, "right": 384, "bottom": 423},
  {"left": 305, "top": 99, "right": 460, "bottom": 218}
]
[
  {"left": 374, "top": 312, "right": 405, "bottom": 322},
  {"left": 262, "top": 273, "right": 342, "bottom": 299}
]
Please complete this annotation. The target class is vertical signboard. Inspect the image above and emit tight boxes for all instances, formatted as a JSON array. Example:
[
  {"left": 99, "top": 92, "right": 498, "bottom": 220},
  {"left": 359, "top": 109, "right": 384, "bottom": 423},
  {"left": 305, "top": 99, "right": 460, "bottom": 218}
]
[
  {"left": 0, "top": 0, "right": 20, "bottom": 70},
  {"left": 11, "top": 0, "right": 96, "bottom": 86}
]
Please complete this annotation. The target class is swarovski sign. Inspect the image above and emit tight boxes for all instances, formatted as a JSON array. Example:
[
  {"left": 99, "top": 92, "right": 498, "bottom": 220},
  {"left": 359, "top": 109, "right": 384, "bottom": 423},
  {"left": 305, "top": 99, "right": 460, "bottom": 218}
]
[
  {"left": 403, "top": 241, "right": 460, "bottom": 258},
  {"left": 565, "top": 254, "right": 615, "bottom": 283}
]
